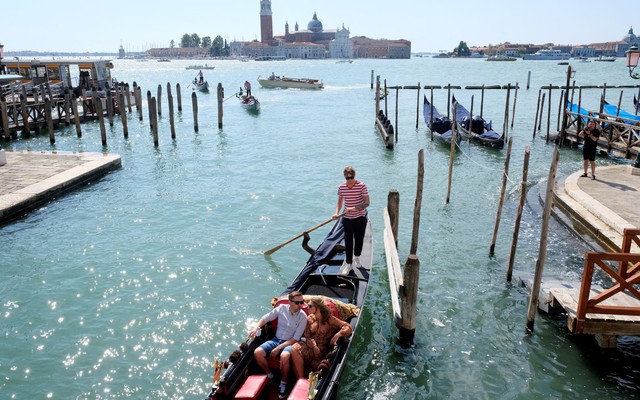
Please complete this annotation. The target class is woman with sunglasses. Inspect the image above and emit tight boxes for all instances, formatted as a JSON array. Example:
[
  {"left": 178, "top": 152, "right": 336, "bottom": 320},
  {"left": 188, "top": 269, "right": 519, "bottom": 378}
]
[
  {"left": 333, "top": 166, "right": 369, "bottom": 275},
  {"left": 290, "top": 298, "right": 353, "bottom": 379}
]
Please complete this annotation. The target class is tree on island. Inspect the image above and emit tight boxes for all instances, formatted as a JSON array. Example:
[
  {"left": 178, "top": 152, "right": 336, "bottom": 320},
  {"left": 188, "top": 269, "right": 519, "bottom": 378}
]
[
  {"left": 180, "top": 33, "right": 201, "bottom": 48},
  {"left": 453, "top": 41, "right": 470, "bottom": 57}
]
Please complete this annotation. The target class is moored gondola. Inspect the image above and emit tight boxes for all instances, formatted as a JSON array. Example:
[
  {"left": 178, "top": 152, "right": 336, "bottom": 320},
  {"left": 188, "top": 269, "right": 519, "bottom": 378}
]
[
  {"left": 423, "top": 95, "right": 459, "bottom": 147},
  {"left": 452, "top": 95, "right": 504, "bottom": 149}
]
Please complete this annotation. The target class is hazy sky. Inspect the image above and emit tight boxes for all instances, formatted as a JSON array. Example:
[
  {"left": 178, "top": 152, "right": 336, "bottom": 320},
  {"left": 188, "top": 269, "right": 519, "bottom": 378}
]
[{"left": 2, "top": 0, "right": 638, "bottom": 53}]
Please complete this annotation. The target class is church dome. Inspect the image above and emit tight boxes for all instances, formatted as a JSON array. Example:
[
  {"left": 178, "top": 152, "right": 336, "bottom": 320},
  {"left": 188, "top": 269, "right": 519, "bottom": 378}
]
[
  {"left": 622, "top": 26, "right": 636, "bottom": 43},
  {"left": 307, "top": 12, "right": 323, "bottom": 33}
]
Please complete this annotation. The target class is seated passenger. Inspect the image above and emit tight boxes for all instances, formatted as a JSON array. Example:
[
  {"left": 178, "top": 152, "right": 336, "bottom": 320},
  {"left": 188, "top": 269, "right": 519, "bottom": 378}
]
[{"left": 290, "top": 297, "right": 352, "bottom": 379}]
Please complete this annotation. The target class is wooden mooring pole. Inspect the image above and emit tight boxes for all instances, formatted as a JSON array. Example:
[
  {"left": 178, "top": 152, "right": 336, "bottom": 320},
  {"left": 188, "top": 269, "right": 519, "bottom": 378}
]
[
  {"left": 546, "top": 84, "right": 552, "bottom": 142},
  {"left": 157, "top": 84, "right": 162, "bottom": 116},
  {"left": 1, "top": 97, "right": 9, "bottom": 140},
  {"left": 168, "top": 87, "right": 176, "bottom": 139},
  {"left": 526, "top": 146, "right": 559, "bottom": 333},
  {"left": 45, "top": 97, "right": 54, "bottom": 145},
  {"left": 394, "top": 86, "right": 399, "bottom": 143},
  {"left": 489, "top": 136, "right": 513, "bottom": 256},
  {"left": 71, "top": 93, "right": 82, "bottom": 137},
  {"left": 217, "top": 83, "right": 224, "bottom": 129},
  {"left": 510, "top": 82, "right": 519, "bottom": 129},
  {"left": 192, "top": 92, "right": 199, "bottom": 132},
  {"left": 119, "top": 91, "right": 128, "bottom": 139},
  {"left": 506, "top": 145, "right": 530, "bottom": 282},
  {"left": 446, "top": 102, "right": 457, "bottom": 204},
  {"left": 415, "top": 82, "right": 420, "bottom": 129},
  {"left": 533, "top": 89, "right": 541, "bottom": 138},
  {"left": 150, "top": 97, "right": 159, "bottom": 147},
  {"left": 537, "top": 93, "right": 546, "bottom": 132},
  {"left": 176, "top": 83, "right": 182, "bottom": 112},
  {"left": 147, "top": 90, "right": 153, "bottom": 129}
]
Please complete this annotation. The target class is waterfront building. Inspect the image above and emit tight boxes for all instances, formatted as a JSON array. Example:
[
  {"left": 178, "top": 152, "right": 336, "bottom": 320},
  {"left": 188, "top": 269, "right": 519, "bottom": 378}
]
[
  {"left": 589, "top": 27, "right": 638, "bottom": 57},
  {"left": 471, "top": 27, "right": 638, "bottom": 59},
  {"left": 230, "top": 0, "right": 410, "bottom": 60}
]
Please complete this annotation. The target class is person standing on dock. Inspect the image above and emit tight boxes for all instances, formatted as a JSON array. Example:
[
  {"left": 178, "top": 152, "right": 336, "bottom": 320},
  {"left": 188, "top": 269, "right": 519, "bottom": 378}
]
[
  {"left": 333, "top": 166, "right": 369, "bottom": 275},
  {"left": 579, "top": 120, "right": 600, "bottom": 180}
]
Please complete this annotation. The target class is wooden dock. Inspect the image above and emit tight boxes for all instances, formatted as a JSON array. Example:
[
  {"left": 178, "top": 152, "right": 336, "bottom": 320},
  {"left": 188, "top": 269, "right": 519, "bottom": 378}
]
[{"left": 524, "top": 229, "right": 640, "bottom": 348}]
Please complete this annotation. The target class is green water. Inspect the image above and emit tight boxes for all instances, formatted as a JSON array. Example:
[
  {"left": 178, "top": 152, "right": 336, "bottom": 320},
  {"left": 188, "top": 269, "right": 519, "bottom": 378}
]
[{"left": 1, "top": 58, "right": 639, "bottom": 399}]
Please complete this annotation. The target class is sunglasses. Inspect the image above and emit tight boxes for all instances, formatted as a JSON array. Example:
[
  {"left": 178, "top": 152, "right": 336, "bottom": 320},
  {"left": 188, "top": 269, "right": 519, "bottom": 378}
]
[
  {"left": 345, "top": 176, "right": 354, "bottom": 180},
  {"left": 291, "top": 300, "right": 305, "bottom": 305}
]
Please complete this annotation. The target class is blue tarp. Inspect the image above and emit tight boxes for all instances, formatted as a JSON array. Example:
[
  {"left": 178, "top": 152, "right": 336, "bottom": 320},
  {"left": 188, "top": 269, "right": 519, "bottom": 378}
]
[
  {"left": 423, "top": 95, "right": 444, "bottom": 121},
  {"left": 602, "top": 103, "right": 640, "bottom": 125},
  {"left": 567, "top": 102, "right": 592, "bottom": 124}
]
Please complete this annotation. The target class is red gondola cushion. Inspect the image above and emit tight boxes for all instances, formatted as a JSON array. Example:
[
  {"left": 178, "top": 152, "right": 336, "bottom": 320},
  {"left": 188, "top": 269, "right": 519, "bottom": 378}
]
[
  {"left": 287, "top": 378, "right": 310, "bottom": 400},
  {"left": 234, "top": 374, "right": 268, "bottom": 400}
]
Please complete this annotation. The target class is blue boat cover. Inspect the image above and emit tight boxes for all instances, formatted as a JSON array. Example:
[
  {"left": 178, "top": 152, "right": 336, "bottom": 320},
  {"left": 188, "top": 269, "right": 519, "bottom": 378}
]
[
  {"left": 452, "top": 96, "right": 471, "bottom": 123},
  {"left": 423, "top": 95, "right": 444, "bottom": 121},
  {"left": 602, "top": 102, "right": 640, "bottom": 124},
  {"left": 283, "top": 217, "right": 346, "bottom": 295},
  {"left": 567, "top": 102, "right": 592, "bottom": 124},
  {"left": 479, "top": 131, "right": 502, "bottom": 140}
]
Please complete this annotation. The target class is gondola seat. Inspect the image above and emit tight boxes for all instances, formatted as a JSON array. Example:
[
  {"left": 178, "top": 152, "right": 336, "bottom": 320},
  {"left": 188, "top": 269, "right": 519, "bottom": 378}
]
[
  {"left": 287, "top": 378, "right": 310, "bottom": 400},
  {"left": 233, "top": 374, "right": 268, "bottom": 400}
]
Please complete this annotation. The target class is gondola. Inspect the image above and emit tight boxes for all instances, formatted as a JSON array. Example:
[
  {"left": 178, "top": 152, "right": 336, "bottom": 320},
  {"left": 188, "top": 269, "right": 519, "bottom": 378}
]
[
  {"left": 423, "top": 95, "right": 459, "bottom": 146},
  {"left": 452, "top": 95, "right": 504, "bottom": 149},
  {"left": 194, "top": 80, "right": 210, "bottom": 92},
  {"left": 205, "top": 216, "right": 373, "bottom": 400},
  {"left": 236, "top": 89, "right": 261, "bottom": 112}
]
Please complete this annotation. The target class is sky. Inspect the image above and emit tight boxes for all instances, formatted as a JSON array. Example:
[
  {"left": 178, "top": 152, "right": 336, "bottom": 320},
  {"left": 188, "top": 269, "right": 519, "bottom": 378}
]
[{"left": 2, "top": 0, "right": 638, "bottom": 54}]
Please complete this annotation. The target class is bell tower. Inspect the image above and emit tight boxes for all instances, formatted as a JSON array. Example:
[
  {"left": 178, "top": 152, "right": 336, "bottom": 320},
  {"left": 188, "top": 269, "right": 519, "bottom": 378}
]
[{"left": 260, "top": 0, "right": 273, "bottom": 43}]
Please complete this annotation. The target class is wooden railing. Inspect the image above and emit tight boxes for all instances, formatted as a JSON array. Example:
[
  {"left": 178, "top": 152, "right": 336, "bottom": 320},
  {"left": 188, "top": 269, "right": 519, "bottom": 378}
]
[
  {"left": 575, "top": 228, "right": 640, "bottom": 333},
  {"left": 564, "top": 111, "right": 640, "bottom": 160}
]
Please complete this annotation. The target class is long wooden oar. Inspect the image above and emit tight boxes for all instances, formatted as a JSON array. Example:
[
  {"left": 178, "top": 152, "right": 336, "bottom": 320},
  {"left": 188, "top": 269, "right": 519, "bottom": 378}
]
[{"left": 264, "top": 213, "right": 343, "bottom": 256}]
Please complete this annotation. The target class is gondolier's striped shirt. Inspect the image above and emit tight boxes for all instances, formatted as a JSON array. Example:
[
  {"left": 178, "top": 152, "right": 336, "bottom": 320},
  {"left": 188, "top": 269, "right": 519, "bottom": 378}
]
[{"left": 337, "top": 180, "right": 369, "bottom": 219}]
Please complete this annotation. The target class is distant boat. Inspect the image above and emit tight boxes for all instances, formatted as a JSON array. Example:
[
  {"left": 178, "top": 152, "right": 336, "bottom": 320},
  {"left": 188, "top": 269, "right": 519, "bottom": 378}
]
[
  {"left": 594, "top": 56, "right": 616, "bottom": 62},
  {"left": 522, "top": 48, "right": 570, "bottom": 60},
  {"left": 157, "top": 58, "right": 171, "bottom": 62},
  {"left": 432, "top": 51, "right": 450, "bottom": 58},
  {"left": 186, "top": 64, "right": 215, "bottom": 70},
  {"left": 558, "top": 61, "right": 570, "bottom": 65},
  {"left": 254, "top": 55, "right": 286, "bottom": 61},
  {"left": 335, "top": 59, "right": 354, "bottom": 63},
  {"left": 486, "top": 54, "right": 517, "bottom": 61},
  {"left": 257, "top": 74, "right": 324, "bottom": 89}
]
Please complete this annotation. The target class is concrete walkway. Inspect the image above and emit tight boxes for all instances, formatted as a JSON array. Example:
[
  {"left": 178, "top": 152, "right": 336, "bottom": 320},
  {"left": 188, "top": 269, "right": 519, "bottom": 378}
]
[
  {"left": 554, "top": 164, "right": 640, "bottom": 252},
  {"left": 0, "top": 150, "right": 121, "bottom": 225}
]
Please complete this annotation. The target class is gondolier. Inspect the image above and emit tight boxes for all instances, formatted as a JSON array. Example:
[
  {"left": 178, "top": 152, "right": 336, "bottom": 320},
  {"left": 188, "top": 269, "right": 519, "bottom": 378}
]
[
  {"left": 244, "top": 80, "right": 252, "bottom": 97},
  {"left": 333, "top": 166, "right": 369, "bottom": 275}
]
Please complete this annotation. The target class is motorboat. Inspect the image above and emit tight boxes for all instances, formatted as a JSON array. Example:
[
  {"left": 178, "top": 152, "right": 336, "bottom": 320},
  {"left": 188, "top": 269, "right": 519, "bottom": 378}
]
[{"left": 257, "top": 74, "right": 324, "bottom": 89}]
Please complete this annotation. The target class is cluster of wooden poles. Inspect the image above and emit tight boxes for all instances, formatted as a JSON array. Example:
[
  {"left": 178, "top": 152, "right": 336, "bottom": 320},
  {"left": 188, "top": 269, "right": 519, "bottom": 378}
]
[
  {"left": 1, "top": 80, "right": 233, "bottom": 146},
  {"left": 373, "top": 74, "right": 518, "bottom": 149},
  {"left": 385, "top": 142, "right": 562, "bottom": 344},
  {"left": 532, "top": 66, "right": 640, "bottom": 143}
]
